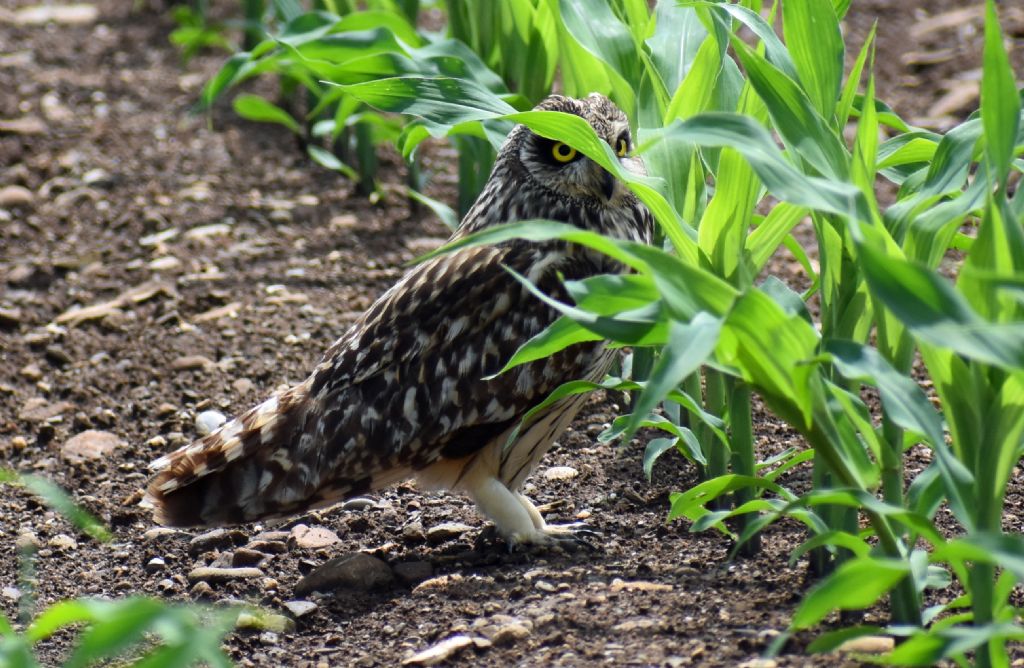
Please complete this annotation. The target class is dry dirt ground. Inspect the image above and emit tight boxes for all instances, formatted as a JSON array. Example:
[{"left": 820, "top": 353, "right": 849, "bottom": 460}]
[{"left": 1, "top": 1, "right": 1022, "bottom": 666}]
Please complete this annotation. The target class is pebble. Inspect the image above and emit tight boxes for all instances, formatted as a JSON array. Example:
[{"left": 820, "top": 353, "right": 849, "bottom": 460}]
[
  {"left": 542, "top": 466, "right": 579, "bottom": 481},
  {"left": 0, "top": 185, "right": 34, "bottom": 207},
  {"left": 402, "top": 635, "right": 476, "bottom": 666},
  {"left": 170, "top": 355, "right": 215, "bottom": 371},
  {"left": 2, "top": 587, "right": 21, "bottom": 602},
  {"left": 48, "top": 534, "right": 78, "bottom": 551},
  {"left": 426, "top": 522, "right": 473, "bottom": 545},
  {"left": 195, "top": 410, "right": 227, "bottom": 436},
  {"left": 13, "top": 4, "right": 99, "bottom": 25},
  {"left": 156, "top": 578, "right": 176, "bottom": 593},
  {"left": 392, "top": 561, "right": 433, "bottom": 586},
  {"left": 0, "top": 306, "right": 23, "bottom": 327},
  {"left": 145, "top": 557, "right": 167, "bottom": 573},
  {"left": 232, "top": 548, "right": 266, "bottom": 567},
  {"left": 534, "top": 580, "right": 557, "bottom": 593},
  {"left": 237, "top": 612, "right": 295, "bottom": 633},
  {"left": 290, "top": 524, "right": 341, "bottom": 549},
  {"left": 19, "top": 363, "right": 42, "bottom": 380},
  {"left": 837, "top": 636, "right": 894, "bottom": 654},
  {"left": 82, "top": 168, "right": 113, "bottom": 187},
  {"left": 143, "top": 527, "right": 180, "bottom": 542},
  {"left": 608, "top": 578, "right": 673, "bottom": 593},
  {"left": 155, "top": 402, "right": 177, "bottom": 417},
  {"left": 19, "top": 398, "right": 74, "bottom": 422},
  {"left": 61, "top": 430, "right": 123, "bottom": 463},
  {"left": 15, "top": 532, "right": 40, "bottom": 551},
  {"left": 189, "top": 581, "right": 214, "bottom": 598},
  {"left": 282, "top": 600, "right": 318, "bottom": 619},
  {"left": 232, "top": 377, "right": 254, "bottom": 394},
  {"left": 187, "top": 566, "right": 264, "bottom": 583},
  {"left": 402, "top": 522, "right": 426, "bottom": 543},
  {"left": 248, "top": 540, "right": 287, "bottom": 555},
  {"left": 341, "top": 497, "right": 378, "bottom": 511},
  {"left": 189, "top": 528, "right": 247, "bottom": 555},
  {"left": 294, "top": 552, "right": 393, "bottom": 596}
]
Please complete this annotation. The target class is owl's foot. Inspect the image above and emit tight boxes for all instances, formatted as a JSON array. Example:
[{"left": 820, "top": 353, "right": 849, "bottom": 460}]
[{"left": 473, "top": 522, "right": 601, "bottom": 554}]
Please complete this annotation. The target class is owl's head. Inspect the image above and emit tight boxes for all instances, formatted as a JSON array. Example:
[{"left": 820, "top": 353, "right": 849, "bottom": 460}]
[{"left": 511, "top": 93, "right": 644, "bottom": 206}]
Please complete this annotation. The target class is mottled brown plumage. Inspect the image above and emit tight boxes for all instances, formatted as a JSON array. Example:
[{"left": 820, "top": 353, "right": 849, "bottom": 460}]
[{"left": 144, "top": 93, "right": 653, "bottom": 547}]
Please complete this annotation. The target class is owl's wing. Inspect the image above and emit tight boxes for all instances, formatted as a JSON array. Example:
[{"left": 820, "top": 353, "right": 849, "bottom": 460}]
[{"left": 145, "top": 241, "right": 602, "bottom": 526}]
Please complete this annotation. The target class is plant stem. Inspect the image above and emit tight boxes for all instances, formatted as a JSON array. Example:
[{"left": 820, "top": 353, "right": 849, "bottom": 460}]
[
  {"left": 728, "top": 379, "right": 759, "bottom": 556},
  {"left": 705, "top": 369, "right": 728, "bottom": 510}
]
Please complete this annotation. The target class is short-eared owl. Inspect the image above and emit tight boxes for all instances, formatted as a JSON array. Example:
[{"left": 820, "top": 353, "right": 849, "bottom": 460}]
[{"left": 144, "top": 93, "right": 653, "bottom": 548}]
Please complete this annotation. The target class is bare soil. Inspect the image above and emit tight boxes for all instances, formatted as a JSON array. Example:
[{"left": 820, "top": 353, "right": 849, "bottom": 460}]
[{"left": 1, "top": 1, "right": 1022, "bottom": 667}]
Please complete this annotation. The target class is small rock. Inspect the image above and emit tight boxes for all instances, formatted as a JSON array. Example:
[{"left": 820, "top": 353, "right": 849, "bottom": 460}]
[
  {"left": 0, "top": 185, "right": 34, "bottom": 207},
  {"left": 232, "top": 548, "right": 266, "bottom": 567},
  {"left": 15, "top": 532, "right": 40, "bottom": 551},
  {"left": 329, "top": 214, "right": 358, "bottom": 230},
  {"left": 187, "top": 566, "right": 263, "bottom": 584},
  {"left": 488, "top": 621, "right": 532, "bottom": 646},
  {"left": 534, "top": 580, "right": 557, "bottom": 593},
  {"left": 608, "top": 578, "right": 673, "bottom": 593},
  {"left": 542, "top": 466, "right": 578, "bottom": 481},
  {"left": 19, "top": 363, "right": 43, "bottom": 380},
  {"left": 0, "top": 117, "right": 46, "bottom": 135},
  {"left": 61, "top": 430, "right": 123, "bottom": 463},
  {"left": 837, "top": 635, "right": 894, "bottom": 654},
  {"left": 426, "top": 522, "right": 473, "bottom": 545},
  {"left": 189, "top": 528, "right": 247, "bottom": 555},
  {"left": 283, "top": 600, "right": 318, "bottom": 619},
  {"left": 2, "top": 587, "right": 21, "bottom": 602},
  {"left": 249, "top": 540, "right": 288, "bottom": 555},
  {"left": 156, "top": 578, "right": 176, "bottom": 593},
  {"left": 82, "top": 168, "right": 113, "bottom": 187},
  {"left": 48, "top": 534, "right": 77, "bottom": 550},
  {"left": 393, "top": 561, "right": 433, "bottom": 586},
  {"left": 13, "top": 4, "right": 99, "bottom": 25},
  {"left": 341, "top": 497, "right": 378, "bottom": 511},
  {"left": 294, "top": 552, "right": 393, "bottom": 596},
  {"left": 19, "top": 398, "right": 74, "bottom": 422},
  {"left": 232, "top": 378, "right": 254, "bottom": 394},
  {"left": 148, "top": 256, "right": 181, "bottom": 271},
  {"left": 0, "top": 306, "right": 23, "bottom": 327},
  {"left": 155, "top": 402, "right": 177, "bottom": 418},
  {"left": 195, "top": 410, "right": 227, "bottom": 436},
  {"left": 402, "top": 522, "right": 426, "bottom": 543},
  {"left": 402, "top": 635, "right": 475, "bottom": 666},
  {"left": 145, "top": 557, "right": 166, "bottom": 573},
  {"left": 234, "top": 612, "right": 294, "bottom": 634},
  {"left": 290, "top": 524, "right": 341, "bottom": 549},
  {"left": 143, "top": 527, "right": 180, "bottom": 542},
  {"left": 44, "top": 345, "right": 72, "bottom": 366},
  {"left": 189, "top": 581, "right": 214, "bottom": 598},
  {"left": 170, "top": 355, "right": 215, "bottom": 371}
]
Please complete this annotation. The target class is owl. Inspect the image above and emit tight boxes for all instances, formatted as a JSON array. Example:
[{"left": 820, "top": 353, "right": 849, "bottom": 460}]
[{"left": 143, "top": 93, "right": 653, "bottom": 549}]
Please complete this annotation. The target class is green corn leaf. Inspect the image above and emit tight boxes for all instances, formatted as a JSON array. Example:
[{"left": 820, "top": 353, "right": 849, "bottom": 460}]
[
  {"left": 307, "top": 144, "right": 359, "bottom": 180},
  {"left": 789, "top": 530, "right": 872, "bottom": 566},
  {"left": 232, "top": 94, "right": 302, "bottom": 133},
  {"left": 729, "top": 35, "right": 849, "bottom": 180},
  {"left": 856, "top": 241, "right": 1024, "bottom": 370},
  {"left": 791, "top": 557, "right": 911, "bottom": 629},
  {"left": 621, "top": 314, "right": 722, "bottom": 439},
  {"left": 781, "top": 0, "right": 843, "bottom": 120},
  {"left": 558, "top": 0, "right": 640, "bottom": 97},
  {"left": 643, "top": 437, "right": 680, "bottom": 482},
  {"left": 837, "top": 21, "right": 875, "bottom": 128},
  {"left": 746, "top": 203, "right": 808, "bottom": 272},
  {"left": 981, "top": 0, "right": 1021, "bottom": 186},
  {"left": 64, "top": 598, "right": 169, "bottom": 668},
  {"left": 0, "top": 472, "right": 111, "bottom": 542}
]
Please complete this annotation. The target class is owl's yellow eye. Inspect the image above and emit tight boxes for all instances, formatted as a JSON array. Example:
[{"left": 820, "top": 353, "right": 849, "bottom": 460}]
[
  {"left": 616, "top": 137, "right": 629, "bottom": 157},
  {"left": 551, "top": 142, "right": 577, "bottom": 163}
]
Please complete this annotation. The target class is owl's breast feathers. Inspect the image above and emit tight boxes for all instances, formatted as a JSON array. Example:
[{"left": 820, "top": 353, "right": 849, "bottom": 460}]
[{"left": 144, "top": 241, "right": 610, "bottom": 526}]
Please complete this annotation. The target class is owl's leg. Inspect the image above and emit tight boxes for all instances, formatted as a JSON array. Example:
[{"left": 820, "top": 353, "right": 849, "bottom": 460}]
[{"left": 468, "top": 476, "right": 597, "bottom": 550}]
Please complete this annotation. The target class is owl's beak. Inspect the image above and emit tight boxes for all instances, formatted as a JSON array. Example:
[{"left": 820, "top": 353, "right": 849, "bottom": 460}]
[{"left": 599, "top": 167, "right": 616, "bottom": 201}]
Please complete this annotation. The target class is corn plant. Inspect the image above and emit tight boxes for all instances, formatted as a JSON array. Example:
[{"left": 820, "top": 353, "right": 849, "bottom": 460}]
[
  {"left": 0, "top": 470, "right": 245, "bottom": 667},
  {"left": 334, "top": 0, "right": 1024, "bottom": 663}
]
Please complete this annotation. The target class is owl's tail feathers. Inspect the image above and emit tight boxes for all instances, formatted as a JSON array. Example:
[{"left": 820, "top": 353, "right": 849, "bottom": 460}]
[{"left": 142, "top": 384, "right": 315, "bottom": 527}]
